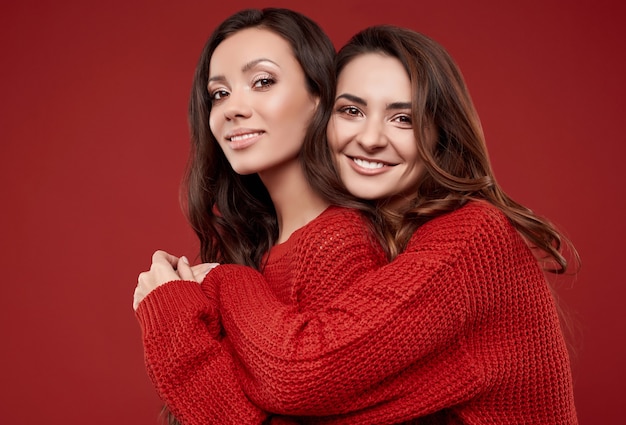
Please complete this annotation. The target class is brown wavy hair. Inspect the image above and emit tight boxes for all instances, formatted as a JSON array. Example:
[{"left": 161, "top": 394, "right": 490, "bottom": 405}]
[
  {"left": 182, "top": 8, "right": 381, "bottom": 269},
  {"left": 336, "top": 25, "right": 579, "bottom": 273}
]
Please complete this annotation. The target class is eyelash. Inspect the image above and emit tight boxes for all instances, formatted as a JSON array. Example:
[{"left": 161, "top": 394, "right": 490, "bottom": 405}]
[
  {"left": 337, "top": 105, "right": 362, "bottom": 117},
  {"left": 209, "top": 74, "right": 276, "bottom": 103},
  {"left": 210, "top": 89, "right": 229, "bottom": 102},
  {"left": 336, "top": 106, "right": 412, "bottom": 126},
  {"left": 252, "top": 74, "right": 276, "bottom": 89},
  {"left": 393, "top": 114, "right": 412, "bottom": 125}
]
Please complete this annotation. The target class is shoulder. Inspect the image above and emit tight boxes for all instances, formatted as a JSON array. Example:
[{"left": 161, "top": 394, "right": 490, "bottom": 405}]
[
  {"left": 317, "top": 205, "right": 367, "bottom": 223},
  {"left": 408, "top": 201, "right": 519, "bottom": 252},
  {"left": 303, "top": 206, "right": 370, "bottom": 236},
  {"left": 425, "top": 200, "right": 511, "bottom": 233},
  {"left": 402, "top": 202, "right": 540, "bottom": 290},
  {"left": 298, "top": 206, "right": 383, "bottom": 257},
  {"left": 267, "top": 206, "right": 376, "bottom": 262}
]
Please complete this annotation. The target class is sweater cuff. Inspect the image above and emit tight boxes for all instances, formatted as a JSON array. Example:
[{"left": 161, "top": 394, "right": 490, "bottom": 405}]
[
  {"left": 200, "top": 266, "right": 220, "bottom": 301},
  {"left": 136, "top": 280, "right": 216, "bottom": 336},
  {"left": 201, "top": 264, "right": 255, "bottom": 299}
]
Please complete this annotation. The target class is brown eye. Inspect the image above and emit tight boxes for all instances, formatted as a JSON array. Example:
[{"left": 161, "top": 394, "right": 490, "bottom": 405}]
[
  {"left": 339, "top": 106, "right": 362, "bottom": 117},
  {"left": 392, "top": 114, "right": 412, "bottom": 127},
  {"left": 252, "top": 76, "right": 276, "bottom": 89},
  {"left": 211, "top": 90, "right": 229, "bottom": 102}
]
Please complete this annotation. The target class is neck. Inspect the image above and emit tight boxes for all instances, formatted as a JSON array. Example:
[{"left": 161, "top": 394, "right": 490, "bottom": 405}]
[{"left": 259, "top": 160, "right": 329, "bottom": 244}]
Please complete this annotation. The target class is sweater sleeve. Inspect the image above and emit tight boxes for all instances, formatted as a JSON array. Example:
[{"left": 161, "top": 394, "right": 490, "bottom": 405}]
[
  {"left": 135, "top": 280, "right": 268, "bottom": 425},
  {"left": 212, "top": 205, "right": 505, "bottom": 416}
]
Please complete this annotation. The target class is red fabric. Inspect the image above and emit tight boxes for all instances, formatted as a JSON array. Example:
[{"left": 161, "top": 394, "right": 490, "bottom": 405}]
[
  {"left": 136, "top": 206, "right": 385, "bottom": 424},
  {"left": 135, "top": 279, "right": 267, "bottom": 424},
  {"left": 137, "top": 202, "right": 578, "bottom": 424}
]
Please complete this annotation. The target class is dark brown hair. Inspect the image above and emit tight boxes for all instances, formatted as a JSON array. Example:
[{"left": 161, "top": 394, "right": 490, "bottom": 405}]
[
  {"left": 336, "top": 25, "right": 579, "bottom": 273},
  {"left": 170, "top": 9, "right": 388, "bottom": 425},
  {"left": 183, "top": 8, "right": 377, "bottom": 268}
]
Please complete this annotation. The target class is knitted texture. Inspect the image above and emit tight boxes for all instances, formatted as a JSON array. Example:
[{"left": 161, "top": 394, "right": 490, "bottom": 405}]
[
  {"left": 137, "top": 202, "right": 578, "bottom": 424},
  {"left": 136, "top": 280, "right": 267, "bottom": 424},
  {"left": 136, "top": 206, "right": 386, "bottom": 424},
  {"left": 213, "top": 201, "right": 577, "bottom": 424}
]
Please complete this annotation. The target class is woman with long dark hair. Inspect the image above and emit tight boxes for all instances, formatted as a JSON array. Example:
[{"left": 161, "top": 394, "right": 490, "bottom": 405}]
[
  {"left": 135, "top": 19, "right": 579, "bottom": 425},
  {"left": 134, "top": 8, "right": 386, "bottom": 424},
  {"left": 201, "top": 25, "right": 579, "bottom": 423}
]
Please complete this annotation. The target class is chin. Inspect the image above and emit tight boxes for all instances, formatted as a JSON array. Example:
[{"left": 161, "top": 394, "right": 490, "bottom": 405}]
[
  {"left": 228, "top": 160, "right": 263, "bottom": 175},
  {"left": 347, "top": 189, "right": 379, "bottom": 201},
  {"left": 230, "top": 167, "right": 260, "bottom": 176}
]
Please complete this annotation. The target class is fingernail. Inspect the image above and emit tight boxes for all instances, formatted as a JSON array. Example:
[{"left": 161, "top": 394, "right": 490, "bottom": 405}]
[{"left": 182, "top": 256, "right": 189, "bottom": 265}]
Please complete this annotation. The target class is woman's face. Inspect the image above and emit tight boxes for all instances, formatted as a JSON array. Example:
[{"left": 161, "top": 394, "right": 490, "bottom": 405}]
[
  {"left": 208, "top": 28, "right": 318, "bottom": 176},
  {"left": 327, "top": 53, "right": 424, "bottom": 206}
]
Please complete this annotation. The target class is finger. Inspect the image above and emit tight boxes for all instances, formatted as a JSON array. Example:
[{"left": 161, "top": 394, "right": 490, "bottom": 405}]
[
  {"left": 152, "top": 250, "right": 179, "bottom": 266},
  {"left": 176, "top": 256, "right": 196, "bottom": 281},
  {"left": 133, "top": 283, "right": 145, "bottom": 311},
  {"left": 191, "top": 262, "right": 220, "bottom": 283},
  {"left": 202, "top": 263, "right": 220, "bottom": 281},
  {"left": 190, "top": 263, "right": 206, "bottom": 276}
]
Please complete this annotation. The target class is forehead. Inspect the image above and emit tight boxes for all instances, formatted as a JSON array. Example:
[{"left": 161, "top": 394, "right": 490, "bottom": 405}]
[
  {"left": 209, "top": 28, "right": 296, "bottom": 72},
  {"left": 337, "top": 53, "right": 410, "bottom": 99}
]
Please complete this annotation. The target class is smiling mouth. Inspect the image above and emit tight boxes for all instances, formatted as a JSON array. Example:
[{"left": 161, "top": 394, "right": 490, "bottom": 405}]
[
  {"left": 352, "top": 157, "right": 388, "bottom": 169},
  {"left": 228, "top": 131, "right": 264, "bottom": 142}
]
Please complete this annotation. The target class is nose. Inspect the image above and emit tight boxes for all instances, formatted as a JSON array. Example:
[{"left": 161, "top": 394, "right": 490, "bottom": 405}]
[
  {"left": 223, "top": 89, "right": 252, "bottom": 121},
  {"left": 356, "top": 118, "right": 388, "bottom": 151}
]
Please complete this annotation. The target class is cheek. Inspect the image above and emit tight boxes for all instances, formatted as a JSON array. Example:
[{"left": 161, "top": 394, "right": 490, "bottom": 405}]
[
  {"left": 262, "top": 91, "right": 304, "bottom": 123},
  {"left": 208, "top": 110, "right": 220, "bottom": 136},
  {"left": 396, "top": 135, "right": 420, "bottom": 165},
  {"left": 272, "top": 88, "right": 317, "bottom": 126},
  {"left": 326, "top": 122, "right": 338, "bottom": 152},
  {"left": 326, "top": 118, "right": 348, "bottom": 153},
  {"left": 259, "top": 97, "right": 282, "bottom": 117}
]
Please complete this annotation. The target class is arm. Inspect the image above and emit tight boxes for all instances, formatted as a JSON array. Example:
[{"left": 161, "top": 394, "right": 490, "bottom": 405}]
[
  {"left": 209, "top": 206, "right": 501, "bottom": 415},
  {"left": 134, "top": 208, "right": 385, "bottom": 424},
  {"left": 135, "top": 258, "right": 269, "bottom": 424}
]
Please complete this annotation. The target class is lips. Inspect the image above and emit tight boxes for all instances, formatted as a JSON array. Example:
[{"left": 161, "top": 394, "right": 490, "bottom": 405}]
[
  {"left": 353, "top": 157, "right": 385, "bottom": 169},
  {"left": 227, "top": 131, "right": 264, "bottom": 142},
  {"left": 348, "top": 155, "right": 396, "bottom": 175},
  {"left": 224, "top": 129, "right": 265, "bottom": 150}
]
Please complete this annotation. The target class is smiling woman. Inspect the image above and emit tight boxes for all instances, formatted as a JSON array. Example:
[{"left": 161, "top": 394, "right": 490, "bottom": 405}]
[
  {"left": 328, "top": 53, "right": 427, "bottom": 208},
  {"left": 195, "top": 25, "right": 580, "bottom": 424},
  {"left": 133, "top": 8, "right": 389, "bottom": 425},
  {"left": 133, "top": 10, "right": 579, "bottom": 425},
  {"left": 207, "top": 28, "right": 319, "bottom": 181}
]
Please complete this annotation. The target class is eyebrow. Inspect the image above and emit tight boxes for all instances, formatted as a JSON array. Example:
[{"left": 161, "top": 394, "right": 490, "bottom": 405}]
[
  {"left": 208, "top": 58, "right": 280, "bottom": 83},
  {"left": 335, "top": 93, "right": 411, "bottom": 110}
]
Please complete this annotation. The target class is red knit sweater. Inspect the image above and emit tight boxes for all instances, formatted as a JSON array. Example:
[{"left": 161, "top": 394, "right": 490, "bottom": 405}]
[
  {"left": 137, "top": 202, "right": 578, "bottom": 424},
  {"left": 137, "top": 206, "right": 386, "bottom": 424}
]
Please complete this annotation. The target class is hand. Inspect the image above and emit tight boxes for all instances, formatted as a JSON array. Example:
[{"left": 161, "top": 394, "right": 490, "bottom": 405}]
[
  {"left": 189, "top": 262, "right": 220, "bottom": 283},
  {"left": 133, "top": 250, "right": 182, "bottom": 311},
  {"left": 133, "top": 251, "right": 220, "bottom": 310}
]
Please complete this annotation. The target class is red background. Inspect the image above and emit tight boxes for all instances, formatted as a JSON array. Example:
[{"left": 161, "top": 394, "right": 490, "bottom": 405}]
[{"left": 1, "top": 0, "right": 624, "bottom": 423}]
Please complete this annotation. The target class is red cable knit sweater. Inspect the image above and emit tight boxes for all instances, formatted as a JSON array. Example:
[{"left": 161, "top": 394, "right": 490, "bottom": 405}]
[{"left": 136, "top": 202, "right": 577, "bottom": 424}]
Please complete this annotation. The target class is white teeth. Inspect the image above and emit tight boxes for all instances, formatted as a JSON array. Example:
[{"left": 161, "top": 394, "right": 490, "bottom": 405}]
[
  {"left": 353, "top": 157, "right": 384, "bottom": 169},
  {"left": 229, "top": 132, "right": 262, "bottom": 142}
]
